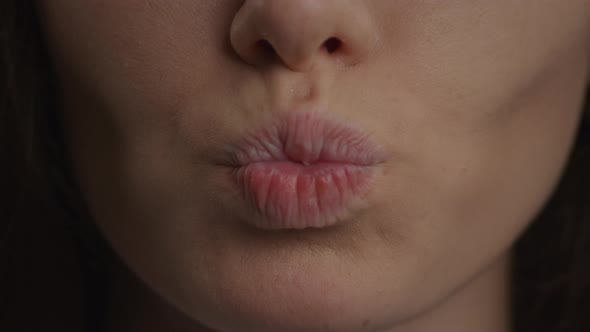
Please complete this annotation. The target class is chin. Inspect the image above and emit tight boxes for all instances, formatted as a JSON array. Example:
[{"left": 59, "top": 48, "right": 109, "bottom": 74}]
[
  {"left": 187, "top": 276, "right": 393, "bottom": 332},
  {"left": 161, "top": 244, "right": 431, "bottom": 332}
]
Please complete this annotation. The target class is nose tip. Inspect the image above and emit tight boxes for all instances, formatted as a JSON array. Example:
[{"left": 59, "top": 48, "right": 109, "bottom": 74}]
[{"left": 230, "top": 0, "right": 379, "bottom": 72}]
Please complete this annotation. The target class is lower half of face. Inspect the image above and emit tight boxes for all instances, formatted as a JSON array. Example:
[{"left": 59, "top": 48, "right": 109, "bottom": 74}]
[{"left": 39, "top": 1, "right": 590, "bottom": 331}]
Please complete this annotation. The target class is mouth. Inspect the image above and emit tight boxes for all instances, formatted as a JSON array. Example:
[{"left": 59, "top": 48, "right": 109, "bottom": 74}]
[{"left": 222, "top": 110, "right": 388, "bottom": 230}]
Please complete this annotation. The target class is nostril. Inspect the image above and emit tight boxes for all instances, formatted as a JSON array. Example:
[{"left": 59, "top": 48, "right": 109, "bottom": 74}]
[
  {"left": 256, "top": 39, "right": 276, "bottom": 56},
  {"left": 323, "top": 37, "right": 342, "bottom": 54},
  {"left": 252, "top": 37, "right": 343, "bottom": 69}
]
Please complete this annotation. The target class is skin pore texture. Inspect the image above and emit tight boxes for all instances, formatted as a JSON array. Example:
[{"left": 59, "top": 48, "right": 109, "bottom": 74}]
[{"left": 37, "top": 1, "right": 590, "bottom": 332}]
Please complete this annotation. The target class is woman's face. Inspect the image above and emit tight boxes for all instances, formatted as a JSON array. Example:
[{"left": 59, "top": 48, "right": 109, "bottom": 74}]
[{"left": 39, "top": 1, "right": 590, "bottom": 331}]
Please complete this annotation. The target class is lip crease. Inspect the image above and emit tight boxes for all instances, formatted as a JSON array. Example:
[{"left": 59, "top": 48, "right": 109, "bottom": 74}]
[{"left": 223, "top": 110, "right": 388, "bottom": 230}]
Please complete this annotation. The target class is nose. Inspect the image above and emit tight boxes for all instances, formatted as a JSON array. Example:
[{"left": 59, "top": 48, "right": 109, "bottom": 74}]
[{"left": 230, "top": 0, "right": 379, "bottom": 72}]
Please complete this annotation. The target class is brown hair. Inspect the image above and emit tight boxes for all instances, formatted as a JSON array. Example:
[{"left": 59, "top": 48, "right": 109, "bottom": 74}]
[{"left": 1, "top": 1, "right": 589, "bottom": 331}]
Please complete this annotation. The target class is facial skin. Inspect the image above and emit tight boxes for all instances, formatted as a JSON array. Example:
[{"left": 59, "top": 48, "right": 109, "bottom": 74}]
[{"left": 38, "top": 1, "right": 590, "bottom": 331}]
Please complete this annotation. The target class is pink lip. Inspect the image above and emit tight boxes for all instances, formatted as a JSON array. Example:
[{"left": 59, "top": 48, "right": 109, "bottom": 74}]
[{"left": 224, "top": 111, "right": 387, "bottom": 230}]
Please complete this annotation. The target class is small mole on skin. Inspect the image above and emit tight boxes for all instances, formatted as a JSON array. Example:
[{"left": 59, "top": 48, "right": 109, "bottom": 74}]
[{"left": 362, "top": 319, "right": 370, "bottom": 327}]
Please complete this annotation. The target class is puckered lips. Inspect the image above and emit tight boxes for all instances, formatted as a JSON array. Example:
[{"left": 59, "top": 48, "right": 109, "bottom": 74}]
[{"left": 223, "top": 110, "right": 388, "bottom": 230}]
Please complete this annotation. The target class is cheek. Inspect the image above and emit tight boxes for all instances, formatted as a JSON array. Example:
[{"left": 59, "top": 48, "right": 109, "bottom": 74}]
[
  {"left": 363, "top": 0, "right": 590, "bottom": 249},
  {"left": 378, "top": 39, "right": 588, "bottom": 283},
  {"left": 38, "top": 0, "right": 239, "bottom": 121}
]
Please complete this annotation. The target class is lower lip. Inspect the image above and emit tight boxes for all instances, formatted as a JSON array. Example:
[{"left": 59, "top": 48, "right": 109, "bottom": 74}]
[{"left": 232, "top": 161, "right": 376, "bottom": 230}]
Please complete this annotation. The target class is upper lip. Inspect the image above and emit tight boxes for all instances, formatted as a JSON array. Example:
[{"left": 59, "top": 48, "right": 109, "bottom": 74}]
[{"left": 221, "top": 110, "right": 389, "bottom": 167}]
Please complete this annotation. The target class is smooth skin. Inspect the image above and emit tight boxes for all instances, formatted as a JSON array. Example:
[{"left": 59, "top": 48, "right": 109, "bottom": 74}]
[{"left": 38, "top": 1, "right": 590, "bottom": 331}]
